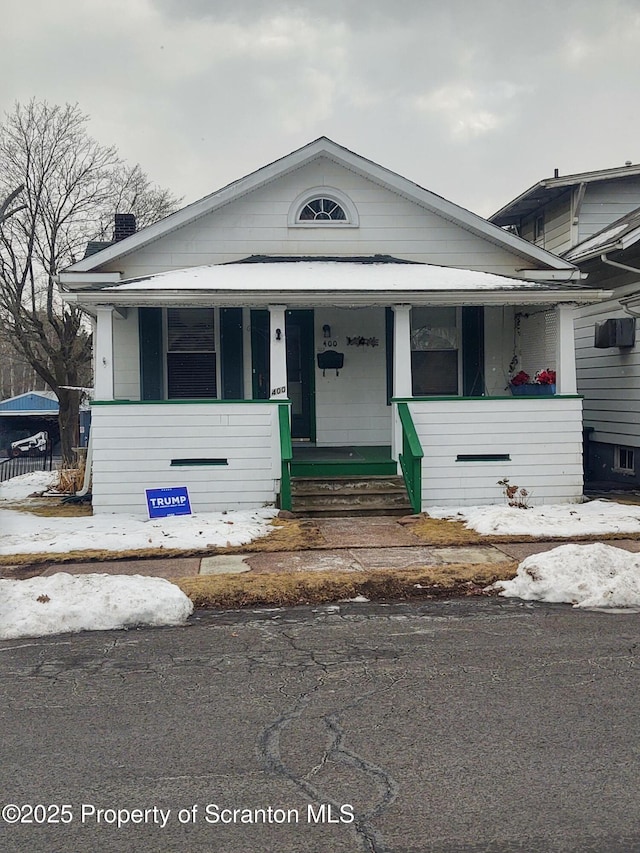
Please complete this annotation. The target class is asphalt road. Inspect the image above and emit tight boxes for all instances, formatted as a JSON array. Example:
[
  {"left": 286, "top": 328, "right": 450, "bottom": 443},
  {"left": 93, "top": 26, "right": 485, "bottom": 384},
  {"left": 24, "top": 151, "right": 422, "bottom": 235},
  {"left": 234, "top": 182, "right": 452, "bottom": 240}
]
[{"left": 1, "top": 598, "right": 639, "bottom": 853}]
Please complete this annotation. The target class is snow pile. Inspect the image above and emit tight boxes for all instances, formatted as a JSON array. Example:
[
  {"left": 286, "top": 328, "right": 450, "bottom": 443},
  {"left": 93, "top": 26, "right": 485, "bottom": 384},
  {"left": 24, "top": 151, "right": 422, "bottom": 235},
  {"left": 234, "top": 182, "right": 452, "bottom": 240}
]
[
  {"left": 428, "top": 500, "right": 640, "bottom": 537},
  {"left": 492, "top": 543, "right": 640, "bottom": 609},
  {"left": 0, "top": 507, "right": 277, "bottom": 555},
  {"left": 0, "top": 470, "right": 58, "bottom": 501},
  {"left": 0, "top": 573, "right": 194, "bottom": 640}
]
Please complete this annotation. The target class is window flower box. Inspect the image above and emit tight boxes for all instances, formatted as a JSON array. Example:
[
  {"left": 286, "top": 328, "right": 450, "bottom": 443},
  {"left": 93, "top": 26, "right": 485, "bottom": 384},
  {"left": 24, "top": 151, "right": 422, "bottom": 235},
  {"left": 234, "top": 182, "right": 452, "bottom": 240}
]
[
  {"left": 509, "top": 382, "right": 556, "bottom": 396},
  {"left": 509, "top": 369, "right": 556, "bottom": 396}
]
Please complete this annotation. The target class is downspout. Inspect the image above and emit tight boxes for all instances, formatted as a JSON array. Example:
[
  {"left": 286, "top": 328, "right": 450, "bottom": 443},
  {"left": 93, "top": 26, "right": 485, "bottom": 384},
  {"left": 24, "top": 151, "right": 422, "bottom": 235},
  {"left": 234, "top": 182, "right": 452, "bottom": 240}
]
[
  {"left": 601, "top": 253, "right": 640, "bottom": 316},
  {"left": 571, "top": 182, "right": 587, "bottom": 246}
]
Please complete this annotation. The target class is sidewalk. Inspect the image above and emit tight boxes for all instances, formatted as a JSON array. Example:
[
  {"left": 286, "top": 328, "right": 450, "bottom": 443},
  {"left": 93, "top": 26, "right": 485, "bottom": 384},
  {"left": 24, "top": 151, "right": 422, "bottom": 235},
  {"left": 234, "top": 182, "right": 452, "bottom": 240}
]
[{"left": 6, "top": 516, "right": 640, "bottom": 582}]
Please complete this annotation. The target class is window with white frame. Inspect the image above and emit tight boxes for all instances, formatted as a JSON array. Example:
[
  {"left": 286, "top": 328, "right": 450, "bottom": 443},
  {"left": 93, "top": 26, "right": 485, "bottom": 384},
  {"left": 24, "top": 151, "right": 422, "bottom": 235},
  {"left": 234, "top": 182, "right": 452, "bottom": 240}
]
[
  {"left": 614, "top": 445, "right": 635, "bottom": 474},
  {"left": 299, "top": 198, "right": 347, "bottom": 221},
  {"left": 166, "top": 308, "right": 216, "bottom": 398},
  {"left": 288, "top": 187, "right": 359, "bottom": 227},
  {"left": 410, "top": 307, "right": 460, "bottom": 395}
]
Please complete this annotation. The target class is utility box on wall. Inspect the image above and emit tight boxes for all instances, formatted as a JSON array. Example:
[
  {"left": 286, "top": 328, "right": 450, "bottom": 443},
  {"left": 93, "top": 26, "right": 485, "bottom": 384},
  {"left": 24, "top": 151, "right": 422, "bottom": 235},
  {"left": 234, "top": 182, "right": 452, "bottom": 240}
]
[{"left": 594, "top": 317, "right": 636, "bottom": 348}]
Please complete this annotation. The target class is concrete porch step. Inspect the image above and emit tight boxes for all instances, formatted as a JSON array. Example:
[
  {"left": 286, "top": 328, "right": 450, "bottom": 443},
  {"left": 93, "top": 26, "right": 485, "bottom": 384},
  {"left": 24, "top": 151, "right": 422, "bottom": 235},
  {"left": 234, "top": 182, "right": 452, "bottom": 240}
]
[
  {"left": 291, "top": 476, "right": 408, "bottom": 496},
  {"left": 290, "top": 475, "right": 412, "bottom": 517}
]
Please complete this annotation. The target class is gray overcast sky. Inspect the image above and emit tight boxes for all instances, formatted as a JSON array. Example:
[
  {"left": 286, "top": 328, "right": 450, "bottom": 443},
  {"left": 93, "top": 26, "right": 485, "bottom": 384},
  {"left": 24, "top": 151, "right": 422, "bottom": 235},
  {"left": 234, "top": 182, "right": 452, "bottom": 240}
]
[{"left": 2, "top": 0, "right": 640, "bottom": 217}]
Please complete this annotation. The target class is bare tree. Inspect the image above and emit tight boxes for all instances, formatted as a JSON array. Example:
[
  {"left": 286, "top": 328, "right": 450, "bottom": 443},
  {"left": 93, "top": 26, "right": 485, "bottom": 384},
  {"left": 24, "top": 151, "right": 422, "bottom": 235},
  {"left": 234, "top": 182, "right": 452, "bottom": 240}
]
[{"left": 0, "top": 100, "right": 179, "bottom": 463}]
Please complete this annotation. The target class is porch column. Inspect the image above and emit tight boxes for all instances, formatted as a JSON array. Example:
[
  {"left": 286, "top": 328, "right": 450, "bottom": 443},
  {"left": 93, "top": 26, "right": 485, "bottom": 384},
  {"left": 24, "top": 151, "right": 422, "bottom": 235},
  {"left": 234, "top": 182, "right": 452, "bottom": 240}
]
[
  {"left": 555, "top": 304, "right": 577, "bottom": 395},
  {"left": 392, "top": 304, "right": 412, "bottom": 397},
  {"left": 268, "top": 304, "right": 288, "bottom": 399},
  {"left": 94, "top": 306, "right": 115, "bottom": 400}
]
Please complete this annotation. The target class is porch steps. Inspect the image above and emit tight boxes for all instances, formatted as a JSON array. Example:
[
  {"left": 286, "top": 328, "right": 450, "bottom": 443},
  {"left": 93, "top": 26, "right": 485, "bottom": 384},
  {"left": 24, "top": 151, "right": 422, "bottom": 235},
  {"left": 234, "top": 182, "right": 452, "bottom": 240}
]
[{"left": 289, "top": 475, "right": 412, "bottom": 517}]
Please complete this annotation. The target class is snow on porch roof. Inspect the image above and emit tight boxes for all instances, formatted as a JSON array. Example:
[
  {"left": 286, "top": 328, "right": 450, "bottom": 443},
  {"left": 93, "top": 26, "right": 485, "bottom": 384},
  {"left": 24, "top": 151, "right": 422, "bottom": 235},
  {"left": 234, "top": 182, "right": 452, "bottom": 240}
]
[
  {"left": 110, "top": 260, "right": 569, "bottom": 292},
  {"left": 65, "top": 261, "right": 608, "bottom": 309}
]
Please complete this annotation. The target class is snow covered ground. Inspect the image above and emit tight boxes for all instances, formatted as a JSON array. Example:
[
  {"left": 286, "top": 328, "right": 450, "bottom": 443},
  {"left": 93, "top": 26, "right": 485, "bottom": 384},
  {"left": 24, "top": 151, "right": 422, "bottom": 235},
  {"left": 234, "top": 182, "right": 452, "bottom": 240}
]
[
  {"left": 0, "top": 471, "right": 276, "bottom": 639},
  {"left": 3, "top": 472, "right": 640, "bottom": 640},
  {"left": 491, "top": 543, "right": 640, "bottom": 610},
  {"left": 0, "top": 471, "right": 277, "bottom": 555},
  {"left": 0, "top": 573, "right": 193, "bottom": 640},
  {"left": 428, "top": 500, "right": 640, "bottom": 537}
]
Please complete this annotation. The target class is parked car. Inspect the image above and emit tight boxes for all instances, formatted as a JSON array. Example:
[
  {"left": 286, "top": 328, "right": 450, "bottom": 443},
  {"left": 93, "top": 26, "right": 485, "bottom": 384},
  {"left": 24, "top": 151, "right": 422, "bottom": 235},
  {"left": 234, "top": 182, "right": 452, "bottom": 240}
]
[{"left": 10, "top": 431, "right": 48, "bottom": 456}]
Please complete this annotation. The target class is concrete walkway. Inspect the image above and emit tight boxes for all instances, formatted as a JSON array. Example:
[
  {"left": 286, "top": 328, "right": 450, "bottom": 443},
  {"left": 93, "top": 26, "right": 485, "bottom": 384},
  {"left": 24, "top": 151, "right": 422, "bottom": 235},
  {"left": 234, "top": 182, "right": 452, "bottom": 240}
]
[{"left": 5, "top": 515, "right": 640, "bottom": 580}]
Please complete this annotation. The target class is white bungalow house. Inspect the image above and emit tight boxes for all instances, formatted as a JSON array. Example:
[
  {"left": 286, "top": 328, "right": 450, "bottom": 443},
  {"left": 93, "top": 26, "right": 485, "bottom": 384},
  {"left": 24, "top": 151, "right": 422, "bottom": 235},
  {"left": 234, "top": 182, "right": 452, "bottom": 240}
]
[
  {"left": 490, "top": 163, "right": 640, "bottom": 489},
  {"left": 59, "top": 138, "right": 608, "bottom": 516}
]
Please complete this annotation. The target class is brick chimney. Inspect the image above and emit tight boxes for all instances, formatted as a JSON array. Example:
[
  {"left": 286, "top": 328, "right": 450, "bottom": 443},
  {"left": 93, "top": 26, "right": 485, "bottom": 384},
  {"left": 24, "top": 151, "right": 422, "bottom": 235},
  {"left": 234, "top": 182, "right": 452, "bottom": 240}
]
[{"left": 113, "top": 213, "right": 136, "bottom": 241}]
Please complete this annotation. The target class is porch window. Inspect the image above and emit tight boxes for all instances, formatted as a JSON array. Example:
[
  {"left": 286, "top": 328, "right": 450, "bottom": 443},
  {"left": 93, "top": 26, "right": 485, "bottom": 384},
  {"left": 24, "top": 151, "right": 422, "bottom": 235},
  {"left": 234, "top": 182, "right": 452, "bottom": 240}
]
[
  {"left": 411, "top": 307, "right": 459, "bottom": 395},
  {"left": 166, "top": 308, "right": 217, "bottom": 398}
]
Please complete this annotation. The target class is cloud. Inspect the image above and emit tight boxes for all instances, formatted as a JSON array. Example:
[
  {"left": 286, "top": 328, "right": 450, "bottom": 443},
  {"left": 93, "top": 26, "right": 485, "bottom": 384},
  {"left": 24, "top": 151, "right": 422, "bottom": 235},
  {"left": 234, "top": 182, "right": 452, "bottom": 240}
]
[{"left": 2, "top": 0, "right": 640, "bottom": 219}]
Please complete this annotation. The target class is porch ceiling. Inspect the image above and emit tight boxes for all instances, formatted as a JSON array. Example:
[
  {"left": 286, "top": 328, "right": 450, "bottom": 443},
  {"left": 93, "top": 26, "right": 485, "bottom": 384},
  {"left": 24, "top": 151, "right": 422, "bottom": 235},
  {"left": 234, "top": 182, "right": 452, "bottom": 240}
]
[{"left": 63, "top": 261, "right": 611, "bottom": 310}]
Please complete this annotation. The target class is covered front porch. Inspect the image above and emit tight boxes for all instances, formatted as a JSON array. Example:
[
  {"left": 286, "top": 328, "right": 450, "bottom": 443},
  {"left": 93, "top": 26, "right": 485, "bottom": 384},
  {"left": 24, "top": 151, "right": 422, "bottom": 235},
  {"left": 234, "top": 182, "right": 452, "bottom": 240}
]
[{"left": 77, "top": 257, "right": 603, "bottom": 515}]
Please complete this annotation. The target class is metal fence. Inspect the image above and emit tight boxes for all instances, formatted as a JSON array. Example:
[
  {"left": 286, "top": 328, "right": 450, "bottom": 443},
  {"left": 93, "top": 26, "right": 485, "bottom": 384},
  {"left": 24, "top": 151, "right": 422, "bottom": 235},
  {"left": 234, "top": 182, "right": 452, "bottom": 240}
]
[{"left": 0, "top": 443, "right": 55, "bottom": 483}]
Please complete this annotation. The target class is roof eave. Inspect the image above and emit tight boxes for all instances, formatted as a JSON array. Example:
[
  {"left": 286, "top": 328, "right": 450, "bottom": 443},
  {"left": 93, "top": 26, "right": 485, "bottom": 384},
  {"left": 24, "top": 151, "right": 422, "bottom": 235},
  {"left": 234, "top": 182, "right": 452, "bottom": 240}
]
[
  {"left": 63, "top": 287, "right": 611, "bottom": 312},
  {"left": 64, "top": 137, "right": 576, "bottom": 276}
]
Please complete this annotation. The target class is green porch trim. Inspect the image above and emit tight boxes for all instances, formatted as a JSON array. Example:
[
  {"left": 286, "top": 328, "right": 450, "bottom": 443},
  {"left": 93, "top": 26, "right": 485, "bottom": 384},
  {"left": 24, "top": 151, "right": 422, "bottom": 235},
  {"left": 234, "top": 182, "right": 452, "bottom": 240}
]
[
  {"left": 91, "top": 398, "right": 289, "bottom": 406},
  {"left": 392, "top": 395, "right": 583, "bottom": 402},
  {"left": 396, "top": 402, "right": 423, "bottom": 514},
  {"left": 278, "top": 403, "right": 293, "bottom": 512},
  {"left": 290, "top": 445, "right": 397, "bottom": 478}
]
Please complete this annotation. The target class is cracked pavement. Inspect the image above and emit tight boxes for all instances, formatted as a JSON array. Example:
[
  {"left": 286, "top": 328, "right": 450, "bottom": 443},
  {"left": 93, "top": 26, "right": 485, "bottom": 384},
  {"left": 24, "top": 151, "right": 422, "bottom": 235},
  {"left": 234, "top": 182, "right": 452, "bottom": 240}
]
[{"left": 1, "top": 599, "right": 640, "bottom": 852}]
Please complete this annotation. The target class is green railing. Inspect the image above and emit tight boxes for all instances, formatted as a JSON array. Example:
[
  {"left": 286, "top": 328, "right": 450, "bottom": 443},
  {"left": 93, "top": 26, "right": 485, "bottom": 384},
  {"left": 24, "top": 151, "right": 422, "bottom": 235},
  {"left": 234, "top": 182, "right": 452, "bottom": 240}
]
[
  {"left": 396, "top": 402, "right": 424, "bottom": 514},
  {"left": 278, "top": 403, "right": 293, "bottom": 511}
]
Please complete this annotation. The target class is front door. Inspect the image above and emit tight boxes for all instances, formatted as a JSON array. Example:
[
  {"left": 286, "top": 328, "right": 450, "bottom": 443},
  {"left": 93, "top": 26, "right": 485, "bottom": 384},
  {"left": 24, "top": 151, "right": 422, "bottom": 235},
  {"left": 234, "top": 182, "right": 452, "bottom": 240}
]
[{"left": 286, "top": 310, "right": 315, "bottom": 440}]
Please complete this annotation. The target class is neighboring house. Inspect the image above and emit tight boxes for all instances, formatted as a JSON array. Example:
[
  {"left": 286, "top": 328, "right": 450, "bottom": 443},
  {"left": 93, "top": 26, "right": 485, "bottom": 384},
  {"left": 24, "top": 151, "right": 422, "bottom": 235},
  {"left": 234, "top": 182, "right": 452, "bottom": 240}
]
[
  {"left": 0, "top": 391, "right": 59, "bottom": 457},
  {"left": 0, "top": 391, "right": 91, "bottom": 458},
  {"left": 59, "top": 138, "right": 607, "bottom": 516},
  {"left": 491, "top": 163, "right": 640, "bottom": 488}
]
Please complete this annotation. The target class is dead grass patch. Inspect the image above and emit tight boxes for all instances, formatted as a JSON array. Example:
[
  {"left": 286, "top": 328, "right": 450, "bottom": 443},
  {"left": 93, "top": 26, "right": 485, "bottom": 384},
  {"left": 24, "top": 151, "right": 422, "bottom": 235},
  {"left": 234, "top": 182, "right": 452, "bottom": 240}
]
[
  {"left": 410, "top": 514, "right": 640, "bottom": 546},
  {"left": 5, "top": 500, "right": 93, "bottom": 518},
  {"left": 239, "top": 518, "right": 323, "bottom": 552},
  {"left": 176, "top": 562, "right": 518, "bottom": 609},
  {"left": 0, "top": 519, "right": 321, "bottom": 567},
  {"left": 409, "top": 516, "right": 484, "bottom": 545}
]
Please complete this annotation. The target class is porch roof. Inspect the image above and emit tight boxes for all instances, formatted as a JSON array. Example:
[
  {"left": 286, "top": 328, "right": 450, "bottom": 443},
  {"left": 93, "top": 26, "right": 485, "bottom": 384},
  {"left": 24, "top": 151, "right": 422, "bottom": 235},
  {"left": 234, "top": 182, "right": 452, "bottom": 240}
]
[{"left": 63, "top": 261, "right": 611, "bottom": 309}]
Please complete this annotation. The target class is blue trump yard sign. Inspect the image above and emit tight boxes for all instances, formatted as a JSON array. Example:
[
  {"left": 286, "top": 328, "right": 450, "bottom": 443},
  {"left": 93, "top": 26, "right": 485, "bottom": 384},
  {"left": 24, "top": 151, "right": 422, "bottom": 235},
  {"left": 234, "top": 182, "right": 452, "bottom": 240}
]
[{"left": 146, "top": 486, "right": 192, "bottom": 519}]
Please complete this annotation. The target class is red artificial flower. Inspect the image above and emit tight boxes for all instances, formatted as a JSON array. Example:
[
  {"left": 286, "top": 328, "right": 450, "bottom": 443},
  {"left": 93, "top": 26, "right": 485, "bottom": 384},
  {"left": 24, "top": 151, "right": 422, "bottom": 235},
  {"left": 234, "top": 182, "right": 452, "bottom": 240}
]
[
  {"left": 534, "top": 369, "right": 556, "bottom": 385},
  {"left": 510, "top": 370, "right": 531, "bottom": 386}
]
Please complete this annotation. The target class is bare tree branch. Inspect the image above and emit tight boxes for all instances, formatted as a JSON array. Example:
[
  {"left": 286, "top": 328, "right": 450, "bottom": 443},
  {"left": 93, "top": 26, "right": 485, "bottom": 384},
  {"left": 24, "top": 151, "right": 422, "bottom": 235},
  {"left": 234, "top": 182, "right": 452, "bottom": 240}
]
[{"left": 0, "top": 99, "right": 180, "bottom": 462}]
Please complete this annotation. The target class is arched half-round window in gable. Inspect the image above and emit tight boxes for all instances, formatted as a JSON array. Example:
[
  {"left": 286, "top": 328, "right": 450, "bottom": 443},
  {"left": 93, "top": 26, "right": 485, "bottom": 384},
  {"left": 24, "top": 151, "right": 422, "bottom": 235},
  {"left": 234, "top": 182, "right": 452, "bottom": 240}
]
[
  {"left": 299, "top": 198, "right": 346, "bottom": 221},
  {"left": 288, "top": 187, "right": 359, "bottom": 227}
]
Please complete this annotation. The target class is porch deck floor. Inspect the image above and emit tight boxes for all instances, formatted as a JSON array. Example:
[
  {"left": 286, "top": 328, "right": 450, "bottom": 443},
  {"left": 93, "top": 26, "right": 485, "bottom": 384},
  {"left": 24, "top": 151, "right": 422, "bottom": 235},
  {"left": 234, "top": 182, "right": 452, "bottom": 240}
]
[
  {"left": 290, "top": 445, "right": 396, "bottom": 477},
  {"left": 291, "top": 445, "right": 393, "bottom": 462}
]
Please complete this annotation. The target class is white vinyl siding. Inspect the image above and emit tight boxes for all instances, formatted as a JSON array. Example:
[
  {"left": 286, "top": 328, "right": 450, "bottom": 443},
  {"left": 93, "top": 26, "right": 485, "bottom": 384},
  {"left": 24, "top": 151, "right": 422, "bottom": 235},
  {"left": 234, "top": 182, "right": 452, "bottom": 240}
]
[
  {"left": 313, "top": 307, "right": 390, "bottom": 445},
  {"left": 113, "top": 309, "right": 140, "bottom": 400},
  {"left": 519, "top": 194, "right": 573, "bottom": 255},
  {"left": 98, "top": 158, "right": 538, "bottom": 279},
  {"left": 575, "top": 294, "right": 640, "bottom": 446},
  {"left": 542, "top": 195, "right": 573, "bottom": 254},
  {"left": 578, "top": 177, "right": 640, "bottom": 243},
  {"left": 90, "top": 402, "right": 281, "bottom": 514},
  {"left": 407, "top": 397, "right": 583, "bottom": 506}
]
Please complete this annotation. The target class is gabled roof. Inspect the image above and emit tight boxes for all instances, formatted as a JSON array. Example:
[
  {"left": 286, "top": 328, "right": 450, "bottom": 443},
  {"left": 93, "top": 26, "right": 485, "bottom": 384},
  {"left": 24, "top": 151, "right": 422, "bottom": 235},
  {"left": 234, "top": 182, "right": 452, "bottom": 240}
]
[
  {"left": 63, "top": 137, "right": 576, "bottom": 280},
  {"left": 0, "top": 391, "right": 58, "bottom": 414},
  {"left": 565, "top": 206, "right": 640, "bottom": 263},
  {"left": 490, "top": 163, "right": 640, "bottom": 227}
]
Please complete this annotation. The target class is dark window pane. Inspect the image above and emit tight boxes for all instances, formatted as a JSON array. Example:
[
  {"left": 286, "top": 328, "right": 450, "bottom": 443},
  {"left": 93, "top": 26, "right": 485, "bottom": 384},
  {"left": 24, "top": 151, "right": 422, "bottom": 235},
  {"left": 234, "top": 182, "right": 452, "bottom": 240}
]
[
  {"left": 298, "top": 198, "right": 347, "bottom": 221},
  {"left": 167, "top": 353, "right": 217, "bottom": 398},
  {"left": 411, "top": 351, "right": 458, "bottom": 395},
  {"left": 167, "top": 309, "right": 215, "bottom": 351}
]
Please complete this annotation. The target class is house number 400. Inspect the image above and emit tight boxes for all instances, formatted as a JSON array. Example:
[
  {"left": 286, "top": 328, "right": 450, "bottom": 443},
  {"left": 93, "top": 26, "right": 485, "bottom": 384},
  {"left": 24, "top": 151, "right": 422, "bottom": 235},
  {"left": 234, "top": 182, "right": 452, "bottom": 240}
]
[{"left": 271, "top": 386, "right": 286, "bottom": 395}]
